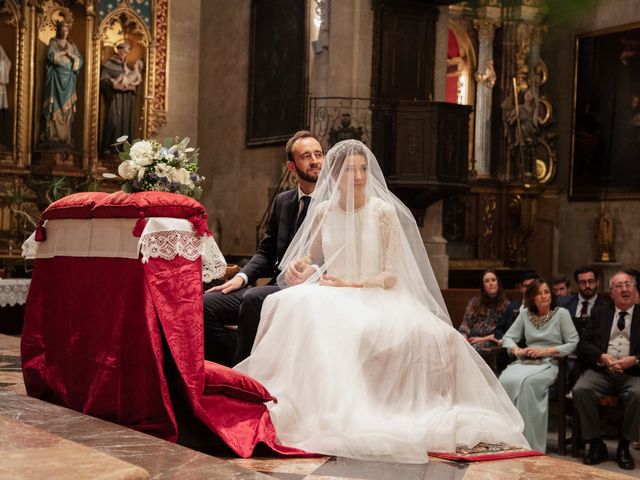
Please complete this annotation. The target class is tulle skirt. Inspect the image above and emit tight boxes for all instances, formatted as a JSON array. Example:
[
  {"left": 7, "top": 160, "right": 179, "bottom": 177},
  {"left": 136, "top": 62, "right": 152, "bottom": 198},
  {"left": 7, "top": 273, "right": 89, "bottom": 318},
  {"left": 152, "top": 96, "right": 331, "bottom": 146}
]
[{"left": 235, "top": 284, "right": 529, "bottom": 463}]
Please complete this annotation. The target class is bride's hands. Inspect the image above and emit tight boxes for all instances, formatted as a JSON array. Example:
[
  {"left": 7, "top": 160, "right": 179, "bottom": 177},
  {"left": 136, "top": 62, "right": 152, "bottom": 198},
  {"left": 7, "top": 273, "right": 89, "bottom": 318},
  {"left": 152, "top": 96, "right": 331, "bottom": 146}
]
[
  {"left": 285, "top": 256, "right": 315, "bottom": 285},
  {"left": 319, "top": 274, "right": 352, "bottom": 287}
]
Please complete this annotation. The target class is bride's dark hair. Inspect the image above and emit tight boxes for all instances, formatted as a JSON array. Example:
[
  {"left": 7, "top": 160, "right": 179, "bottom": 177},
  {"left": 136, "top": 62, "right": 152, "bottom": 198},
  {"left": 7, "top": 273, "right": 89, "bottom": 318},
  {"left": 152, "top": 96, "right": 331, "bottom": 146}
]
[{"left": 329, "top": 141, "right": 368, "bottom": 178}]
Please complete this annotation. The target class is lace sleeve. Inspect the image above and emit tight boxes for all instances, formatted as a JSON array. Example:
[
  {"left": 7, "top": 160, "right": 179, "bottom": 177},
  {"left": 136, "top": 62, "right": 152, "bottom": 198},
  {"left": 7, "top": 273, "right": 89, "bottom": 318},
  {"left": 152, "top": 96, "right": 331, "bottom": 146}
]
[{"left": 376, "top": 201, "right": 400, "bottom": 274}]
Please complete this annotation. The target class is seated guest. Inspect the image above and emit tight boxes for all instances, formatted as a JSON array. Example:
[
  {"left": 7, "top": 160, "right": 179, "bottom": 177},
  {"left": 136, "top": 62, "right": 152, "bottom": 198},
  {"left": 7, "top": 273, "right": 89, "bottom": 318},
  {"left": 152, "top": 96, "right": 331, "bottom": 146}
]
[
  {"left": 573, "top": 271, "right": 640, "bottom": 470},
  {"left": 499, "top": 278, "right": 579, "bottom": 452},
  {"left": 565, "top": 266, "right": 609, "bottom": 336},
  {"left": 458, "top": 269, "right": 509, "bottom": 350},
  {"left": 552, "top": 274, "right": 571, "bottom": 298},
  {"left": 494, "top": 272, "right": 538, "bottom": 339}
]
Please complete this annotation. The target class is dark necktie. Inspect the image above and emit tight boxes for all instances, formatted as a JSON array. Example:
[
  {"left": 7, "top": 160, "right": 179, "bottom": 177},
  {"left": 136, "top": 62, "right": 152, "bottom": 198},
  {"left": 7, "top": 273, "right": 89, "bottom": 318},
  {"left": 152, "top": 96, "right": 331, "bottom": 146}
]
[
  {"left": 579, "top": 300, "right": 590, "bottom": 318},
  {"left": 295, "top": 196, "right": 311, "bottom": 231},
  {"left": 617, "top": 311, "right": 628, "bottom": 332}
]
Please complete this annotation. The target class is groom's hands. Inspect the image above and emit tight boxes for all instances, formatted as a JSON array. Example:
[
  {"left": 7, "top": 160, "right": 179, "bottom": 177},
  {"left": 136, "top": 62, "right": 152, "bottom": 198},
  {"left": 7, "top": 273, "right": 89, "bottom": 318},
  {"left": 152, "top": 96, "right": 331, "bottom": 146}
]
[{"left": 207, "top": 275, "right": 244, "bottom": 294}]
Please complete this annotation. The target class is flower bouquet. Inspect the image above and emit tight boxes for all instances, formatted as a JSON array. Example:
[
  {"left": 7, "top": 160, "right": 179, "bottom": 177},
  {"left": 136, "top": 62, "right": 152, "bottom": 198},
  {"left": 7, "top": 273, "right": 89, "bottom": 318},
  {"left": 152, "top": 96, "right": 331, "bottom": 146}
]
[{"left": 105, "top": 136, "right": 204, "bottom": 199}]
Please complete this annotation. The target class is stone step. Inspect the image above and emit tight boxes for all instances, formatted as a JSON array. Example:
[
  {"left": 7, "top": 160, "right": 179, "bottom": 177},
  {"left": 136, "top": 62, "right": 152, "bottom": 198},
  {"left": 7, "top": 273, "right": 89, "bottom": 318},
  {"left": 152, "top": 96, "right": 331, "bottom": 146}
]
[
  {"left": 0, "top": 390, "right": 267, "bottom": 479},
  {"left": 0, "top": 413, "right": 149, "bottom": 480}
]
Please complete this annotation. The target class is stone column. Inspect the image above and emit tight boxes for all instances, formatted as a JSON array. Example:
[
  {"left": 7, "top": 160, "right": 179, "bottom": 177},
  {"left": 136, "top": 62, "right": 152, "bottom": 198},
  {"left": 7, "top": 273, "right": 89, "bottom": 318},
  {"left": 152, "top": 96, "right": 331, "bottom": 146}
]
[
  {"left": 473, "top": 7, "right": 501, "bottom": 178},
  {"left": 422, "top": 201, "right": 449, "bottom": 289}
]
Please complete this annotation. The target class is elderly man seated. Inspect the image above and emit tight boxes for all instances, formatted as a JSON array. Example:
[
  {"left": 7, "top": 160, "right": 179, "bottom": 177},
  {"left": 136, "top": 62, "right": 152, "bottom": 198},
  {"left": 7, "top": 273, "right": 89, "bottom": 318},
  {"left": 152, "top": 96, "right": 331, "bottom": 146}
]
[{"left": 572, "top": 271, "right": 640, "bottom": 470}]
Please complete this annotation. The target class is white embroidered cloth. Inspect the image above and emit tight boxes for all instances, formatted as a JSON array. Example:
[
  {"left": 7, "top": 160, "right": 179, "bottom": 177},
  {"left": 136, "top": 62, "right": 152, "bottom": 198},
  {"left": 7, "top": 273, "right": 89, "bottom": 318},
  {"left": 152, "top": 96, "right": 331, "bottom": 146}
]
[
  {"left": 0, "top": 278, "right": 31, "bottom": 307},
  {"left": 21, "top": 217, "right": 226, "bottom": 282}
]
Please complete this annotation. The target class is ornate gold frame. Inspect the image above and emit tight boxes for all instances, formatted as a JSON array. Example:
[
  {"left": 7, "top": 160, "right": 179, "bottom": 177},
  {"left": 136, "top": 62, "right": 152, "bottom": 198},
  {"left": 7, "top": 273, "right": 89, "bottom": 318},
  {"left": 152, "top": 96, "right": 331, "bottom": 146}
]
[{"left": 0, "top": 0, "right": 168, "bottom": 175}]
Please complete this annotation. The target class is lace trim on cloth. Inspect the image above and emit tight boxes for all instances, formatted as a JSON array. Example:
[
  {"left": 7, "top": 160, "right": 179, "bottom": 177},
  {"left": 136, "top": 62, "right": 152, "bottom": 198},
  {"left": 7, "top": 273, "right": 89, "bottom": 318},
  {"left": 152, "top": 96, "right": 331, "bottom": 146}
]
[
  {"left": 138, "top": 230, "right": 226, "bottom": 283},
  {"left": 527, "top": 307, "right": 559, "bottom": 329},
  {"left": 22, "top": 234, "right": 37, "bottom": 259},
  {"left": 21, "top": 217, "right": 227, "bottom": 283},
  {"left": 0, "top": 279, "right": 31, "bottom": 307},
  {"left": 200, "top": 235, "right": 227, "bottom": 283}
]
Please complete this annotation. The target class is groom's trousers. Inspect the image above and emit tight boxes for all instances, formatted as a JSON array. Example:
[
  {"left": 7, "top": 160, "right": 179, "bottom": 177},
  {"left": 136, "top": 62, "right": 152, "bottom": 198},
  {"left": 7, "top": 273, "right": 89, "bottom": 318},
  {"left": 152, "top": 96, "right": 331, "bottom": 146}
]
[{"left": 203, "top": 285, "right": 280, "bottom": 366}]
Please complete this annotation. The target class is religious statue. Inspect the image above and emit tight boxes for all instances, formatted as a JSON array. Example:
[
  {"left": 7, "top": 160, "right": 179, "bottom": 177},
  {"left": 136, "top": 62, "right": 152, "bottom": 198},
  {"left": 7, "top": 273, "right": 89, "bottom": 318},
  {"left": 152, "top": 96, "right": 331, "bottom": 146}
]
[
  {"left": 41, "top": 21, "right": 83, "bottom": 147},
  {"left": 595, "top": 204, "right": 615, "bottom": 262},
  {"left": 0, "top": 44, "right": 11, "bottom": 149},
  {"left": 100, "top": 42, "right": 143, "bottom": 154},
  {"left": 505, "top": 87, "right": 538, "bottom": 180}
]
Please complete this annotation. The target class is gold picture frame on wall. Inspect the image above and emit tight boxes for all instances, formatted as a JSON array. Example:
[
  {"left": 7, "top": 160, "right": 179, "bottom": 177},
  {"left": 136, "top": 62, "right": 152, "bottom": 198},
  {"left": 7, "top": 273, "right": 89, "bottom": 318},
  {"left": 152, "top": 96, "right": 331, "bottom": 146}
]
[
  {"left": 0, "top": 0, "right": 168, "bottom": 175},
  {"left": 570, "top": 22, "right": 640, "bottom": 201}
]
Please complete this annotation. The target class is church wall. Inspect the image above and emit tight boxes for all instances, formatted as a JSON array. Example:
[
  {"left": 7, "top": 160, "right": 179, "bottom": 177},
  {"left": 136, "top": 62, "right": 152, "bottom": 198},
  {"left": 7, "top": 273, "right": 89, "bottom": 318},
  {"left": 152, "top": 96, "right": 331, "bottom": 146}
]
[
  {"left": 197, "top": 0, "right": 283, "bottom": 256},
  {"left": 543, "top": 0, "right": 640, "bottom": 280},
  {"left": 155, "top": 0, "right": 202, "bottom": 144}
]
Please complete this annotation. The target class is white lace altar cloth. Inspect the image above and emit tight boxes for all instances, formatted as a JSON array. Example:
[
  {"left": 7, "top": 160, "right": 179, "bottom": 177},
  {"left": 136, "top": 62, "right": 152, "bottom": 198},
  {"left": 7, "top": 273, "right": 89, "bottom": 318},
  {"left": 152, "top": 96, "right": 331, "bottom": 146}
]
[
  {"left": 0, "top": 278, "right": 31, "bottom": 307},
  {"left": 21, "top": 217, "right": 226, "bottom": 283}
]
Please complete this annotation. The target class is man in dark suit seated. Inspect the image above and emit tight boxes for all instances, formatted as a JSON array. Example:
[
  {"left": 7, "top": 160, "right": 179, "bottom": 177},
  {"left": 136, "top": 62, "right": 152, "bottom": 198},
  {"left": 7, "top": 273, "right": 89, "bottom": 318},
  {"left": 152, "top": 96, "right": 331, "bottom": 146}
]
[
  {"left": 203, "top": 131, "right": 324, "bottom": 365},
  {"left": 572, "top": 271, "right": 640, "bottom": 470},
  {"left": 565, "top": 266, "right": 609, "bottom": 336}
]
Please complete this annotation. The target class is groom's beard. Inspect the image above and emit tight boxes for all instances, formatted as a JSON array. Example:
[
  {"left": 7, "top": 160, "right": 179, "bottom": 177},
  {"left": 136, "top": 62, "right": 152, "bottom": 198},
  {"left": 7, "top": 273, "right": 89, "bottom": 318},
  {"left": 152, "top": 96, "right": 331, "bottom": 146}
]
[{"left": 296, "top": 164, "right": 321, "bottom": 183}]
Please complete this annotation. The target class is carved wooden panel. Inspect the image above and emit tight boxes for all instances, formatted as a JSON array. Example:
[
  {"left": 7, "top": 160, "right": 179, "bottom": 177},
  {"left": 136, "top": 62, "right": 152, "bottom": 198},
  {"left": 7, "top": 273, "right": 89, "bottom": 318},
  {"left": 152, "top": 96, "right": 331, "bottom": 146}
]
[
  {"left": 394, "top": 115, "right": 428, "bottom": 178},
  {"left": 389, "top": 102, "right": 471, "bottom": 185}
]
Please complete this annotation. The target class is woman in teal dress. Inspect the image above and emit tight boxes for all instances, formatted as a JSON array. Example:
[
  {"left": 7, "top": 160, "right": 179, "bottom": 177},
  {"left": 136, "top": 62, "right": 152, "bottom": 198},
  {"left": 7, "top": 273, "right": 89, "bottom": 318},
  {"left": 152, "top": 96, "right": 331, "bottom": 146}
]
[
  {"left": 499, "top": 278, "right": 579, "bottom": 452},
  {"left": 41, "top": 21, "right": 83, "bottom": 146}
]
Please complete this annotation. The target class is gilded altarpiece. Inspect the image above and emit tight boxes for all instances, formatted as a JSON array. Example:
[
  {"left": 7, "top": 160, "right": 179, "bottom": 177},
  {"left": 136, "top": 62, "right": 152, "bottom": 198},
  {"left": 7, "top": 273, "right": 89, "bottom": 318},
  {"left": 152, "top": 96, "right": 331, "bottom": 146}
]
[
  {"left": 0, "top": 0, "right": 168, "bottom": 270},
  {"left": 444, "top": 1, "right": 559, "bottom": 284}
]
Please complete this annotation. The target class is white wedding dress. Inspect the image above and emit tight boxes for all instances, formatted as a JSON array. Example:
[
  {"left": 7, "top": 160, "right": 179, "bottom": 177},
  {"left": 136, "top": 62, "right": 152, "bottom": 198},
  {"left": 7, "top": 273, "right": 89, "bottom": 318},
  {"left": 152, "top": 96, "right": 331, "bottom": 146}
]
[{"left": 235, "top": 194, "right": 529, "bottom": 463}]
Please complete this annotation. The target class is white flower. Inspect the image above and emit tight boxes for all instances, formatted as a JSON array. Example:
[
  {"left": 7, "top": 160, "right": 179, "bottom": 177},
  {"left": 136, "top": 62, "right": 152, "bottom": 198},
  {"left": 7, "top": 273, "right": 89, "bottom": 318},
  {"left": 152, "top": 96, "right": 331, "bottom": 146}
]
[
  {"left": 154, "top": 163, "right": 170, "bottom": 177},
  {"left": 129, "top": 140, "right": 155, "bottom": 166},
  {"left": 176, "top": 167, "right": 192, "bottom": 186},
  {"left": 137, "top": 167, "right": 147, "bottom": 181},
  {"left": 118, "top": 160, "right": 138, "bottom": 180}
]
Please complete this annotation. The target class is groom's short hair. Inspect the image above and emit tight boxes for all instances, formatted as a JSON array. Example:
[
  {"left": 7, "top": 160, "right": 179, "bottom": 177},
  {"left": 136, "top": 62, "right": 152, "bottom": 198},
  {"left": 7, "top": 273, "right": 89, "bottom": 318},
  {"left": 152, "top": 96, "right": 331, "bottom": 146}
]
[{"left": 286, "top": 131, "right": 319, "bottom": 162}]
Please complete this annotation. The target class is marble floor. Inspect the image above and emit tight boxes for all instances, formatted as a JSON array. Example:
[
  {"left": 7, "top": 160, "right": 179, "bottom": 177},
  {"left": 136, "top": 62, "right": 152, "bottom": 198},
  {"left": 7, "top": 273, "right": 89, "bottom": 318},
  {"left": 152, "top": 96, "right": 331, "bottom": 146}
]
[{"left": 1, "top": 332, "right": 639, "bottom": 480}]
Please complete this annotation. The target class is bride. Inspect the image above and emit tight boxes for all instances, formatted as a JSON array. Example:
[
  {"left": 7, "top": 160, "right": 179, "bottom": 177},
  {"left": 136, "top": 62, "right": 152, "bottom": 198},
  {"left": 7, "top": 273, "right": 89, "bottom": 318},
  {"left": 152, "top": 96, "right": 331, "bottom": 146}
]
[{"left": 235, "top": 140, "right": 529, "bottom": 463}]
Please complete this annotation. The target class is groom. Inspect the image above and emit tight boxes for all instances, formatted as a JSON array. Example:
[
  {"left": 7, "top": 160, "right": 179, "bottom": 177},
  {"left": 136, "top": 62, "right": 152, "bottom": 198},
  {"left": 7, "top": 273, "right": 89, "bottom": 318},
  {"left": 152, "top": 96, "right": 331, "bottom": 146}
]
[{"left": 203, "top": 131, "right": 324, "bottom": 365}]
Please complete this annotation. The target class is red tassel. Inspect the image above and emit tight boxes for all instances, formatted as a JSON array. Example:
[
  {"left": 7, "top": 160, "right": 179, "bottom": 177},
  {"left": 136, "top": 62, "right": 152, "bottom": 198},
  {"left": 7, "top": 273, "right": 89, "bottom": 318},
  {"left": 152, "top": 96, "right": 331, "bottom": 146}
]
[
  {"left": 188, "top": 214, "right": 212, "bottom": 236},
  {"left": 133, "top": 215, "right": 147, "bottom": 237},
  {"left": 35, "top": 221, "right": 47, "bottom": 242}
]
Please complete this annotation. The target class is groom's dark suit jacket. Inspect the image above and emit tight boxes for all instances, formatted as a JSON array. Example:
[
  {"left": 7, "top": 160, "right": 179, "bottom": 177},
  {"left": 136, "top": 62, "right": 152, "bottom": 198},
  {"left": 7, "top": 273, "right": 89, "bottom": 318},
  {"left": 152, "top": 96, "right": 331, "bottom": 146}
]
[
  {"left": 578, "top": 303, "right": 640, "bottom": 376},
  {"left": 240, "top": 188, "right": 299, "bottom": 285}
]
